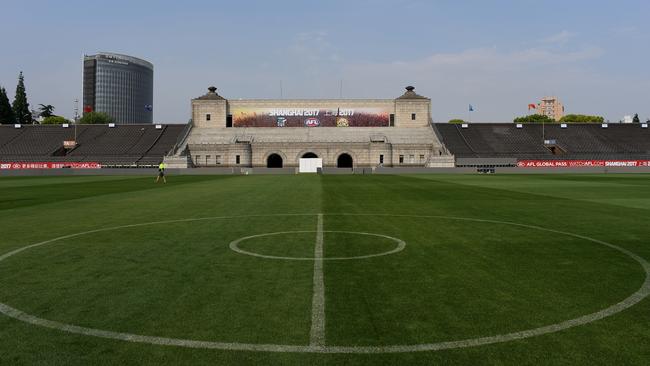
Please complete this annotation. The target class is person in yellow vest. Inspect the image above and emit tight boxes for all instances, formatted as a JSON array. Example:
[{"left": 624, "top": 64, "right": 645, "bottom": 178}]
[{"left": 155, "top": 162, "right": 167, "bottom": 183}]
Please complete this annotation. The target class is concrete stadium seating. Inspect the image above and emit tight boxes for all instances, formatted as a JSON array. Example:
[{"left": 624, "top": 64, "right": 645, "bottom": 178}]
[
  {"left": 434, "top": 123, "right": 650, "bottom": 160},
  {"left": 0, "top": 124, "right": 186, "bottom": 166},
  {"left": 3, "top": 122, "right": 649, "bottom": 168}
]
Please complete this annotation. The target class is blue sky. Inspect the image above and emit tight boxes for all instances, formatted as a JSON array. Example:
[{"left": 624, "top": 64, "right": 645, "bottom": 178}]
[{"left": 0, "top": 0, "right": 648, "bottom": 122}]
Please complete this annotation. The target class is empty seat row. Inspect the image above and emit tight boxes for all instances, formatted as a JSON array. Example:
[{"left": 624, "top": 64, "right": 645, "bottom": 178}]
[
  {"left": 0, "top": 124, "right": 187, "bottom": 166},
  {"left": 435, "top": 123, "right": 650, "bottom": 160}
]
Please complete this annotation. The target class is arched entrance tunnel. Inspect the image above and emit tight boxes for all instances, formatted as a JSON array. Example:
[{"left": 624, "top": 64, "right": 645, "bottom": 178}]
[
  {"left": 337, "top": 153, "right": 353, "bottom": 168},
  {"left": 267, "top": 154, "right": 283, "bottom": 168}
]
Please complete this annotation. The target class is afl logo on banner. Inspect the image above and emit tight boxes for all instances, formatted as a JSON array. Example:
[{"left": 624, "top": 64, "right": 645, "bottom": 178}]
[{"left": 304, "top": 118, "right": 320, "bottom": 127}]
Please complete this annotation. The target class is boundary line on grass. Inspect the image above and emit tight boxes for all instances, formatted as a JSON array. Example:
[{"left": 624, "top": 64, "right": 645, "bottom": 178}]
[{"left": 0, "top": 213, "right": 648, "bottom": 354}]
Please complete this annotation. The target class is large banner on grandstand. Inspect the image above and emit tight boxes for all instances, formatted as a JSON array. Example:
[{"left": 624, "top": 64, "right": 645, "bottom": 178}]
[
  {"left": 231, "top": 107, "right": 390, "bottom": 127},
  {"left": 0, "top": 162, "right": 102, "bottom": 169},
  {"left": 517, "top": 160, "right": 650, "bottom": 168}
]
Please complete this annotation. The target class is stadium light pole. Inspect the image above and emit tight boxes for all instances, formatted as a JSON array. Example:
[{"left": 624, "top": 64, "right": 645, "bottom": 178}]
[{"left": 73, "top": 98, "right": 79, "bottom": 142}]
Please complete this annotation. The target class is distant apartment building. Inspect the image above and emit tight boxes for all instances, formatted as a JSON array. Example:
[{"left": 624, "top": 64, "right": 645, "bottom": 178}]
[
  {"left": 537, "top": 96, "right": 564, "bottom": 121},
  {"left": 83, "top": 52, "right": 153, "bottom": 124}
]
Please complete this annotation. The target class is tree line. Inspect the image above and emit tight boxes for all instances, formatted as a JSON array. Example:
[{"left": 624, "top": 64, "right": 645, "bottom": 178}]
[
  {"left": 0, "top": 72, "right": 114, "bottom": 125},
  {"left": 513, "top": 114, "right": 606, "bottom": 124},
  {"left": 512, "top": 114, "right": 646, "bottom": 124}
]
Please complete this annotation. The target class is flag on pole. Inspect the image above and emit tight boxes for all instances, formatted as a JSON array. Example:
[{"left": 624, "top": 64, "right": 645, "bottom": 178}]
[
  {"left": 469, "top": 104, "right": 475, "bottom": 112},
  {"left": 528, "top": 103, "right": 537, "bottom": 110}
]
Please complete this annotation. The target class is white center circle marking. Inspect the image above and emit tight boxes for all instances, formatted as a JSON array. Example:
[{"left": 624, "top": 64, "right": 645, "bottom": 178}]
[
  {"left": 229, "top": 230, "right": 406, "bottom": 260},
  {"left": 0, "top": 213, "right": 648, "bottom": 354}
]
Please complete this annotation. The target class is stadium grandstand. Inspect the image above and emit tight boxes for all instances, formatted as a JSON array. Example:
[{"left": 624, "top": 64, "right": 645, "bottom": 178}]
[
  {"left": 434, "top": 123, "right": 650, "bottom": 167},
  {"left": 2, "top": 122, "right": 650, "bottom": 170},
  {"left": 2, "top": 90, "right": 650, "bottom": 171},
  {"left": 0, "top": 124, "right": 187, "bottom": 167}
]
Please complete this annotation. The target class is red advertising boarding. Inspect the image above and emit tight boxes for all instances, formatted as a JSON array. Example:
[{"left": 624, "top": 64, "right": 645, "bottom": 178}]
[
  {"left": 0, "top": 162, "right": 102, "bottom": 169},
  {"left": 517, "top": 160, "right": 650, "bottom": 168}
]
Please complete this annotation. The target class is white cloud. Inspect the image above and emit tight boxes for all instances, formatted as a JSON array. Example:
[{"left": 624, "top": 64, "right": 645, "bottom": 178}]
[
  {"left": 295, "top": 31, "right": 328, "bottom": 43},
  {"left": 288, "top": 31, "right": 341, "bottom": 65},
  {"left": 152, "top": 37, "right": 643, "bottom": 123},
  {"left": 337, "top": 45, "right": 647, "bottom": 122},
  {"left": 379, "top": 46, "right": 604, "bottom": 73},
  {"left": 610, "top": 26, "right": 637, "bottom": 35},
  {"left": 541, "top": 30, "right": 575, "bottom": 45}
]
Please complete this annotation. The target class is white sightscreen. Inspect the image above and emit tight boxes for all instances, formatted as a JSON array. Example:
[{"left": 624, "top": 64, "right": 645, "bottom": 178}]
[{"left": 299, "top": 158, "right": 323, "bottom": 173}]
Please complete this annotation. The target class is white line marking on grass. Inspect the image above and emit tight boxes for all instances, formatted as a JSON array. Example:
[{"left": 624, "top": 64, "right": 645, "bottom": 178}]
[
  {"left": 309, "top": 214, "right": 326, "bottom": 347},
  {"left": 228, "top": 231, "right": 406, "bottom": 261},
  {"left": 0, "top": 213, "right": 648, "bottom": 353}
]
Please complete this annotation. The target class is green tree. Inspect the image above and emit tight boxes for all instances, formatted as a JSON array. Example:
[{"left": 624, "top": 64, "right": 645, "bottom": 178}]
[
  {"left": 38, "top": 104, "right": 55, "bottom": 118},
  {"left": 41, "top": 115, "right": 71, "bottom": 125},
  {"left": 79, "top": 111, "right": 114, "bottom": 124},
  {"left": 448, "top": 119, "right": 465, "bottom": 124},
  {"left": 513, "top": 114, "right": 555, "bottom": 123},
  {"left": 633, "top": 114, "right": 640, "bottom": 123},
  {"left": 12, "top": 71, "right": 31, "bottom": 124},
  {"left": 559, "top": 114, "right": 605, "bottom": 123},
  {"left": 0, "top": 87, "right": 15, "bottom": 124}
]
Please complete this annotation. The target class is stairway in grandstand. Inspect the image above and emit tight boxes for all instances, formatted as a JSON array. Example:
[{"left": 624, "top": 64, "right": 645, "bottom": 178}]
[{"left": 0, "top": 124, "right": 187, "bottom": 167}]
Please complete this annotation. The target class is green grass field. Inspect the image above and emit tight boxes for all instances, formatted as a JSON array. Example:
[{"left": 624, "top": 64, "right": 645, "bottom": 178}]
[{"left": 0, "top": 174, "right": 649, "bottom": 365}]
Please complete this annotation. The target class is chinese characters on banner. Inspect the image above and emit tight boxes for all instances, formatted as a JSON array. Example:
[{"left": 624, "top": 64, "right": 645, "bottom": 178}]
[{"left": 0, "top": 162, "right": 102, "bottom": 169}]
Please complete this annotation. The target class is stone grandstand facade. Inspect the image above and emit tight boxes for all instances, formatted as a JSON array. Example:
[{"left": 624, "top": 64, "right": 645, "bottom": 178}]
[{"left": 166, "top": 87, "right": 454, "bottom": 168}]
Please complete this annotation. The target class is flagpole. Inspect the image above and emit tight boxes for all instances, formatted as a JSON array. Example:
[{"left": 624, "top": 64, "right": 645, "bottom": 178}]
[{"left": 468, "top": 104, "right": 473, "bottom": 124}]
